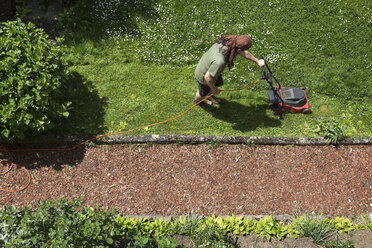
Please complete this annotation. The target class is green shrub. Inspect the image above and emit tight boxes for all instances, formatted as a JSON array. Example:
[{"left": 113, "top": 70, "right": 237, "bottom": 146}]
[
  {"left": 0, "top": 198, "right": 184, "bottom": 248},
  {"left": 123, "top": 228, "right": 181, "bottom": 248},
  {"left": 191, "top": 223, "right": 235, "bottom": 248},
  {"left": 0, "top": 19, "right": 70, "bottom": 141},
  {"left": 0, "top": 205, "right": 25, "bottom": 246},
  {"left": 0, "top": 198, "right": 124, "bottom": 247}
]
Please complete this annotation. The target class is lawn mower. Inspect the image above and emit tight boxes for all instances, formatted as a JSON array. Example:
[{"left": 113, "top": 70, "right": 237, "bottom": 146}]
[{"left": 260, "top": 55, "right": 311, "bottom": 115}]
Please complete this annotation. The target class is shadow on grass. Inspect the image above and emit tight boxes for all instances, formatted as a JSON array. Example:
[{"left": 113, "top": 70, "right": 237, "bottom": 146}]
[
  {"left": 7, "top": 71, "right": 108, "bottom": 170},
  {"left": 52, "top": 71, "right": 107, "bottom": 137},
  {"left": 204, "top": 98, "right": 282, "bottom": 132}
]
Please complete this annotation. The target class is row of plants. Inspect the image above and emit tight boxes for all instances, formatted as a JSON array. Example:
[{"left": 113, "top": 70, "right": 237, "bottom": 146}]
[{"left": 1, "top": 198, "right": 371, "bottom": 247}]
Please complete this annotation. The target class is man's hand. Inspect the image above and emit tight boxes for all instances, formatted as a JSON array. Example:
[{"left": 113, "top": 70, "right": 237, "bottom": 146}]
[
  {"left": 204, "top": 71, "right": 221, "bottom": 95},
  {"left": 257, "top": 59, "right": 265, "bottom": 68},
  {"left": 238, "top": 50, "right": 265, "bottom": 67},
  {"left": 211, "top": 87, "right": 221, "bottom": 95}
]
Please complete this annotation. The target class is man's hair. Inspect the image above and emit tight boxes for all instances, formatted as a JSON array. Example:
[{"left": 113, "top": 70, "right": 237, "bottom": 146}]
[{"left": 220, "top": 35, "right": 252, "bottom": 70}]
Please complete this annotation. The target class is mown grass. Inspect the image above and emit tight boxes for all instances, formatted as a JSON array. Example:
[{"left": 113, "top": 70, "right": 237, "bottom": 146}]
[{"left": 50, "top": 0, "right": 372, "bottom": 138}]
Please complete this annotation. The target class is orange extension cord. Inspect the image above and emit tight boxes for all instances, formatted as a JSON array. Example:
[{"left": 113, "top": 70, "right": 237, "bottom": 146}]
[{"left": 0, "top": 77, "right": 261, "bottom": 193}]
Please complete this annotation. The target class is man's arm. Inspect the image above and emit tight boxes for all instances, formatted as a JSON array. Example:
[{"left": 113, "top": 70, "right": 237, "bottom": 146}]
[
  {"left": 238, "top": 50, "right": 265, "bottom": 67},
  {"left": 204, "top": 71, "right": 221, "bottom": 95}
]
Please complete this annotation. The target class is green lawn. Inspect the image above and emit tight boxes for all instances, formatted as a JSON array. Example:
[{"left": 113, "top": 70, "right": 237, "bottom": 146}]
[{"left": 48, "top": 0, "right": 372, "bottom": 138}]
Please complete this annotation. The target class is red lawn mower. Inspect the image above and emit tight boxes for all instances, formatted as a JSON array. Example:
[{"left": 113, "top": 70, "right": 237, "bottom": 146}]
[{"left": 260, "top": 55, "right": 311, "bottom": 115}]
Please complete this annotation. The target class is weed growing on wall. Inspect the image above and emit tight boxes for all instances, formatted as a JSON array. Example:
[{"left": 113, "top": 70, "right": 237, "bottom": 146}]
[{"left": 314, "top": 115, "right": 346, "bottom": 144}]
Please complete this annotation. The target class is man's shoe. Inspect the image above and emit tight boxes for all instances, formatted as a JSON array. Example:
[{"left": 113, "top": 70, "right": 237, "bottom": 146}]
[
  {"left": 193, "top": 98, "right": 213, "bottom": 106},
  {"left": 210, "top": 95, "right": 221, "bottom": 104}
]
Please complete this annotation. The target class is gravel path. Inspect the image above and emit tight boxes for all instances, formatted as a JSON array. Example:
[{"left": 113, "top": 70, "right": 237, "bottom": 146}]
[{"left": 1, "top": 144, "right": 371, "bottom": 216}]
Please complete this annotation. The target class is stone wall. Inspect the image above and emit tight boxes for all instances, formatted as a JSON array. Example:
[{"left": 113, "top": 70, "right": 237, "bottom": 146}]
[{"left": 0, "top": 0, "right": 15, "bottom": 22}]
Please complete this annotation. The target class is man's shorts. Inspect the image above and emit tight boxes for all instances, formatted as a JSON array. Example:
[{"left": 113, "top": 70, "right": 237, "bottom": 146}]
[{"left": 197, "top": 75, "right": 224, "bottom": 97}]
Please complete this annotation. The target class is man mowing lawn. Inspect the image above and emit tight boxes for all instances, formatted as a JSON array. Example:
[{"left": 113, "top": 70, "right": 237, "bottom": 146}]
[{"left": 194, "top": 35, "right": 265, "bottom": 106}]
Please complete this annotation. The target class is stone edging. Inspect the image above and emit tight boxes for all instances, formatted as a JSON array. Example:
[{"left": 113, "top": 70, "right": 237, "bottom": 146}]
[{"left": 49, "top": 135, "right": 372, "bottom": 146}]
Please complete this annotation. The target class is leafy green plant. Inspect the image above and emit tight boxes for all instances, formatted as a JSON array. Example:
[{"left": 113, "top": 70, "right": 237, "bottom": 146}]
[
  {"left": 293, "top": 215, "right": 333, "bottom": 244},
  {"left": 15, "top": 0, "right": 30, "bottom": 18},
  {"left": 177, "top": 211, "right": 203, "bottom": 236},
  {"left": 123, "top": 228, "right": 181, "bottom": 248},
  {"left": 149, "top": 217, "right": 179, "bottom": 237},
  {"left": 204, "top": 214, "right": 299, "bottom": 241},
  {"left": 206, "top": 214, "right": 256, "bottom": 235},
  {"left": 315, "top": 115, "right": 346, "bottom": 144},
  {"left": 254, "top": 215, "right": 297, "bottom": 241},
  {"left": 0, "top": 206, "right": 25, "bottom": 246},
  {"left": 116, "top": 215, "right": 152, "bottom": 236},
  {"left": 324, "top": 239, "right": 354, "bottom": 248},
  {"left": 324, "top": 232, "right": 354, "bottom": 248},
  {"left": 84, "top": 141, "right": 96, "bottom": 147},
  {"left": 0, "top": 198, "right": 124, "bottom": 247},
  {"left": 191, "top": 223, "right": 235, "bottom": 248},
  {"left": 0, "top": 19, "right": 70, "bottom": 141},
  {"left": 366, "top": 222, "right": 372, "bottom": 231},
  {"left": 329, "top": 217, "right": 355, "bottom": 234}
]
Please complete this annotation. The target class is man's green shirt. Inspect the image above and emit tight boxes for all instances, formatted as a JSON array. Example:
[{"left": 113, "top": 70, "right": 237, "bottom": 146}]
[{"left": 195, "top": 43, "right": 228, "bottom": 85}]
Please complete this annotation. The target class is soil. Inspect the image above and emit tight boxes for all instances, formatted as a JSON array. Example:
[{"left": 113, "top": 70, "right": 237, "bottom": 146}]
[{"left": 0, "top": 144, "right": 371, "bottom": 247}]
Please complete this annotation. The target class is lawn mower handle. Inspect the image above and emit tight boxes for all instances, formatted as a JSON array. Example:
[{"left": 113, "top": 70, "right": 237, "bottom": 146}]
[
  {"left": 260, "top": 55, "right": 284, "bottom": 104},
  {"left": 259, "top": 55, "right": 281, "bottom": 88},
  {"left": 259, "top": 55, "right": 269, "bottom": 80}
]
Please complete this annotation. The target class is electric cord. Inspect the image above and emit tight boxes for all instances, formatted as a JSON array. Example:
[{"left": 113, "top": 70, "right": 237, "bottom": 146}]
[{"left": 0, "top": 77, "right": 261, "bottom": 192}]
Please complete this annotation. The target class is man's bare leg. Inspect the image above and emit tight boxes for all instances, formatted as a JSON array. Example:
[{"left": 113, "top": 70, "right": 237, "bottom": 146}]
[
  {"left": 209, "top": 95, "right": 222, "bottom": 104},
  {"left": 193, "top": 90, "right": 212, "bottom": 105}
]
